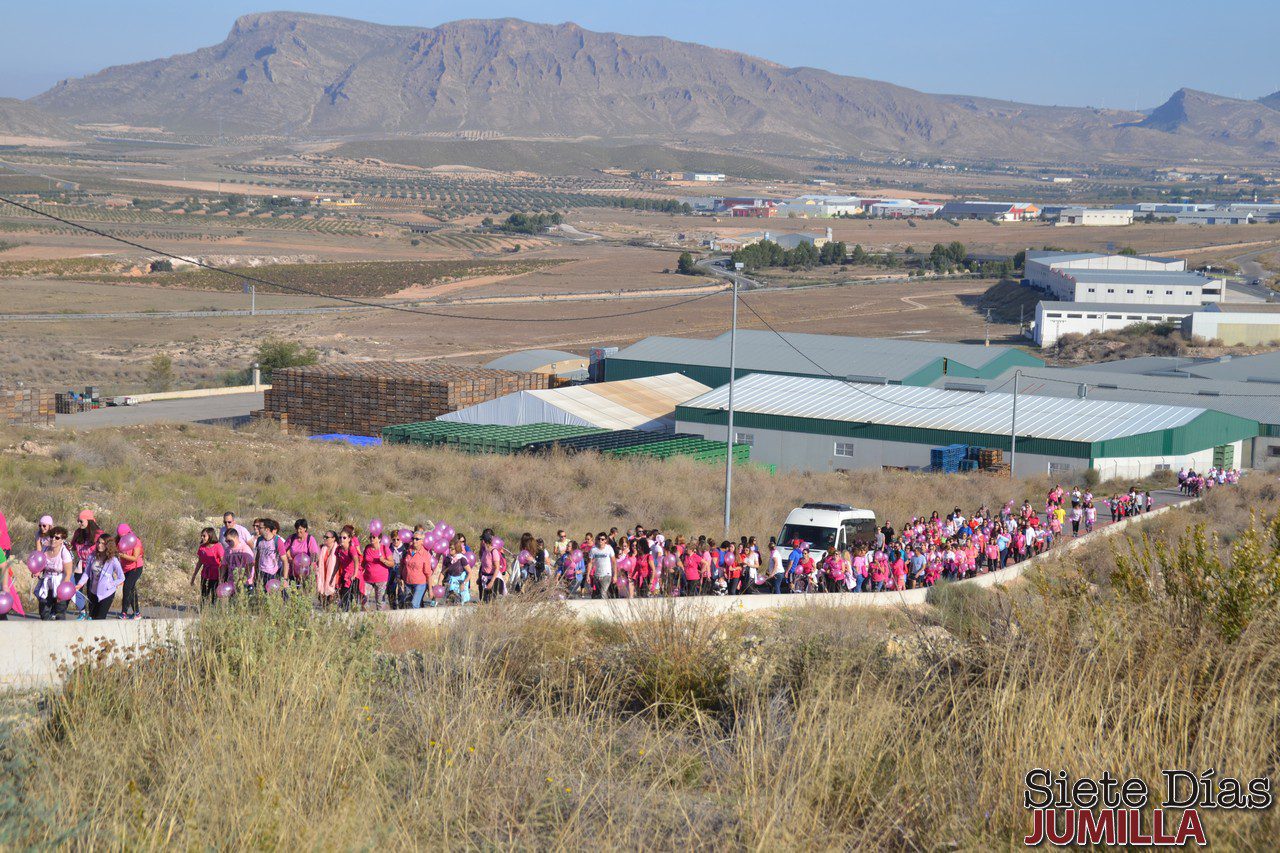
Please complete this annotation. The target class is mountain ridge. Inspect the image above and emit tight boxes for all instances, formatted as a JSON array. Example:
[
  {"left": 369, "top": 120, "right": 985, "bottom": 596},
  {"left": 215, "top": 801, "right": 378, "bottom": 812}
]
[{"left": 26, "top": 12, "right": 1280, "bottom": 164}]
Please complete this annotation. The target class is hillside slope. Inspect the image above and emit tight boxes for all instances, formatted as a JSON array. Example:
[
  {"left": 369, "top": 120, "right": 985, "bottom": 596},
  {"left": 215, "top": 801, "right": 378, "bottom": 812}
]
[
  {"left": 30, "top": 12, "right": 1280, "bottom": 164},
  {"left": 0, "top": 97, "right": 80, "bottom": 140}
]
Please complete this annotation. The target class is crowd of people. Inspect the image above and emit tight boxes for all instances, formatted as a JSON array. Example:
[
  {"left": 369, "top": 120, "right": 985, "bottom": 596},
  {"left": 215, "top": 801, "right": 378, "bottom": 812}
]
[{"left": 0, "top": 468, "right": 1240, "bottom": 620}]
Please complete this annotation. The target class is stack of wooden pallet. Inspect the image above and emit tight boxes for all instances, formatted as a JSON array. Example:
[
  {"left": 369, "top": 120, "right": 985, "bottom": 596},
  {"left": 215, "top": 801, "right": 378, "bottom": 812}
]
[
  {"left": 256, "top": 361, "right": 550, "bottom": 437},
  {"left": 1, "top": 386, "right": 55, "bottom": 427}
]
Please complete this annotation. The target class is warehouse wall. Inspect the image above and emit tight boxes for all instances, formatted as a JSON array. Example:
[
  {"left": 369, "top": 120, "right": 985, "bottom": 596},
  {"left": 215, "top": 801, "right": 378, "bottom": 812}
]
[{"left": 677, "top": 421, "right": 1244, "bottom": 479}]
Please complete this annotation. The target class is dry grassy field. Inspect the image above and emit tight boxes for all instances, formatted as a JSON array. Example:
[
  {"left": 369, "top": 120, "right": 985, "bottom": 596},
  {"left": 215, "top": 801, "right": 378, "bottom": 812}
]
[{"left": 0, "top": 428, "right": 1276, "bottom": 849}]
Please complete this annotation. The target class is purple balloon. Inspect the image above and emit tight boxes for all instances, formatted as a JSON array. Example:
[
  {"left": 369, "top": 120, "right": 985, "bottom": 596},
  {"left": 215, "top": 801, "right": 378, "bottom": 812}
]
[
  {"left": 380, "top": 533, "right": 392, "bottom": 548},
  {"left": 398, "top": 528, "right": 413, "bottom": 545},
  {"left": 369, "top": 518, "right": 383, "bottom": 537},
  {"left": 265, "top": 578, "right": 283, "bottom": 594},
  {"left": 443, "top": 525, "right": 455, "bottom": 539},
  {"left": 663, "top": 554, "right": 678, "bottom": 571},
  {"left": 294, "top": 553, "right": 312, "bottom": 570},
  {"left": 431, "top": 584, "right": 446, "bottom": 600},
  {"left": 465, "top": 551, "right": 477, "bottom": 567},
  {"left": 56, "top": 581, "right": 76, "bottom": 602},
  {"left": 431, "top": 541, "right": 448, "bottom": 556},
  {"left": 0, "top": 592, "right": 11, "bottom": 615},
  {"left": 119, "top": 533, "right": 139, "bottom": 552},
  {"left": 215, "top": 582, "right": 235, "bottom": 599},
  {"left": 492, "top": 537, "right": 504, "bottom": 552},
  {"left": 26, "top": 551, "right": 47, "bottom": 575}
]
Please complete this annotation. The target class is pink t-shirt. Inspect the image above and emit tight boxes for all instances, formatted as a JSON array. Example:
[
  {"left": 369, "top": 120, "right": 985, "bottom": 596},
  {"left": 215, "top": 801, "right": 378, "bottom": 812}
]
[{"left": 362, "top": 543, "right": 392, "bottom": 584}]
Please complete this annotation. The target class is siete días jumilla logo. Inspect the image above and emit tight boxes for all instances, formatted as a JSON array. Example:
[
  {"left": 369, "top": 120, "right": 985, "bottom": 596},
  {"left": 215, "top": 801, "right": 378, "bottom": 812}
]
[{"left": 1022, "top": 768, "right": 1272, "bottom": 847}]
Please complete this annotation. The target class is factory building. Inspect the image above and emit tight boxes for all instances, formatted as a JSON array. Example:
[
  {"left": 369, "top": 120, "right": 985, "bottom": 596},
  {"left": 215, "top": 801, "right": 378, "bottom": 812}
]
[
  {"left": 674, "top": 373, "right": 1256, "bottom": 478},
  {"left": 603, "top": 331, "right": 1044, "bottom": 388},
  {"left": 1054, "top": 207, "right": 1134, "bottom": 227},
  {"left": 929, "top": 360, "right": 1280, "bottom": 469},
  {"left": 1033, "top": 302, "right": 1194, "bottom": 347},
  {"left": 1183, "top": 303, "right": 1280, "bottom": 346},
  {"left": 1024, "top": 250, "right": 1186, "bottom": 293}
]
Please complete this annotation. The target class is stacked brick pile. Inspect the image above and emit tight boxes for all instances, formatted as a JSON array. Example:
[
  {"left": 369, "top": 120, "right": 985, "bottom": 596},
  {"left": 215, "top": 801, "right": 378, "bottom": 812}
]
[
  {"left": 257, "top": 361, "right": 550, "bottom": 437},
  {"left": 0, "top": 386, "right": 55, "bottom": 427}
]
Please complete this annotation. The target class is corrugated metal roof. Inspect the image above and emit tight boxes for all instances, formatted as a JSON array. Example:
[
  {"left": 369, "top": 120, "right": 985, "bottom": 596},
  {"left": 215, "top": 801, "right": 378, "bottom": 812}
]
[
  {"left": 680, "top": 373, "right": 1209, "bottom": 442},
  {"left": 1038, "top": 301, "right": 1193, "bottom": 314},
  {"left": 1061, "top": 269, "right": 1212, "bottom": 286},
  {"left": 483, "top": 349, "right": 587, "bottom": 373},
  {"left": 611, "top": 331, "right": 1029, "bottom": 381},
  {"left": 1026, "top": 250, "right": 1183, "bottom": 266},
  {"left": 442, "top": 373, "right": 709, "bottom": 432},
  {"left": 1178, "top": 350, "right": 1280, "bottom": 383},
  {"left": 948, "top": 366, "right": 1280, "bottom": 427}
]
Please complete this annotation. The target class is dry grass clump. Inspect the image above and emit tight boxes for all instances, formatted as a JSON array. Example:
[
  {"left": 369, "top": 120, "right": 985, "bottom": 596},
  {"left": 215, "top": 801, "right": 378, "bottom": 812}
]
[{"left": 5, "top": 563, "right": 1280, "bottom": 848}]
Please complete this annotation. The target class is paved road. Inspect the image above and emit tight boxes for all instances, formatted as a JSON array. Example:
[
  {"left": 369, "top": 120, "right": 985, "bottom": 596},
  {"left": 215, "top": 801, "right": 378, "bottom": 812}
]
[{"left": 57, "top": 392, "right": 264, "bottom": 429}]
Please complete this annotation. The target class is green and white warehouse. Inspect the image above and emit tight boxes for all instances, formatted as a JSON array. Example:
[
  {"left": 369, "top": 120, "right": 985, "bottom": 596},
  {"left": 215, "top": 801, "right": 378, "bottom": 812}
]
[{"left": 674, "top": 373, "right": 1258, "bottom": 477}]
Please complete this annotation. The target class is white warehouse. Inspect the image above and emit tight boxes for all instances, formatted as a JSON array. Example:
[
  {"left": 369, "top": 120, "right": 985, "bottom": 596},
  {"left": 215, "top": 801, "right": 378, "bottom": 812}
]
[
  {"left": 1024, "top": 250, "right": 1185, "bottom": 292},
  {"left": 1039, "top": 268, "right": 1224, "bottom": 306},
  {"left": 674, "top": 373, "right": 1257, "bottom": 479},
  {"left": 1034, "top": 302, "right": 1194, "bottom": 347},
  {"left": 1055, "top": 207, "right": 1134, "bottom": 227}
]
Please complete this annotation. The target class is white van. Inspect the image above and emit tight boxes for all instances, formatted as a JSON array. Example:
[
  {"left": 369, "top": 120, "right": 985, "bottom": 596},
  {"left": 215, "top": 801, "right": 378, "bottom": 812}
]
[{"left": 778, "top": 503, "right": 878, "bottom": 560}]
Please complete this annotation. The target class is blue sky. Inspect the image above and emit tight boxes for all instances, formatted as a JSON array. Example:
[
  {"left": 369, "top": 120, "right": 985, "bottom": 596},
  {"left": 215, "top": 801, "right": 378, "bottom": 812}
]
[{"left": 5, "top": 0, "right": 1278, "bottom": 107}]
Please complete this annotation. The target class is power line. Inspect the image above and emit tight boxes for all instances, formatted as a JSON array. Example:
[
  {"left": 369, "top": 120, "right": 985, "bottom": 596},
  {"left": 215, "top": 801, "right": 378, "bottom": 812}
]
[
  {"left": 734, "top": 294, "right": 1015, "bottom": 410},
  {"left": 1018, "top": 372, "right": 1280, "bottom": 400},
  {"left": 0, "top": 195, "right": 728, "bottom": 322}
]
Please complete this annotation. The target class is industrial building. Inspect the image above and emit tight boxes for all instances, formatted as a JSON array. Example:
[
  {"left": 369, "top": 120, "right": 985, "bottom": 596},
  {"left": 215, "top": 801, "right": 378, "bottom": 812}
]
[
  {"left": 933, "top": 362, "right": 1280, "bottom": 469},
  {"left": 1039, "top": 268, "right": 1223, "bottom": 305},
  {"left": 1024, "top": 250, "right": 1186, "bottom": 293},
  {"left": 1055, "top": 207, "right": 1134, "bottom": 227},
  {"left": 1175, "top": 210, "right": 1255, "bottom": 225},
  {"left": 603, "top": 331, "right": 1044, "bottom": 388},
  {"left": 1033, "top": 302, "right": 1194, "bottom": 347},
  {"left": 674, "top": 372, "right": 1256, "bottom": 477},
  {"left": 775, "top": 195, "right": 862, "bottom": 217},
  {"left": 483, "top": 349, "right": 589, "bottom": 380},
  {"left": 937, "top": 201, "right": 1040, "bottom": 221},
  {"left": 1183, "top": 304, "right": 1280, "bottom": 346},
  {"left": 438, "top": 373, "right": 709, "bottom": 432}
]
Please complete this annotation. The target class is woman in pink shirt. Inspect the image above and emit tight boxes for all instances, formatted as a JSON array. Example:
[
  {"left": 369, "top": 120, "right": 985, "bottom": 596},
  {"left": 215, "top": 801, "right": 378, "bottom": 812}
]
[
  {"left": 189, "top": 527, "right": 225, "bottom": 605},
  {"left": 335, "top": 526, "right": 362, "bottom": 611},
  {"left": 116, "top": 523, "right": 145, "bottom": 620},
  {"left": 361, "top": 531, "right": 394, "bottom": 611}
]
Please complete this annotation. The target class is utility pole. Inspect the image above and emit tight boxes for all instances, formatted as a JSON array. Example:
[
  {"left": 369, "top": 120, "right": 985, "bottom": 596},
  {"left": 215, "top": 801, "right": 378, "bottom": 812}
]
[
  {"left": 984, "top": 308, "right": 992, "bottom": 347},
  {"left": 250, "top": 284, "right": 256, "bottom": 316},
  {"left": 1009, "top": 369, "right": 1020, "bottom": 480},
  {"left": 723, "top": 276, "right": 739, "bottom": 539}
]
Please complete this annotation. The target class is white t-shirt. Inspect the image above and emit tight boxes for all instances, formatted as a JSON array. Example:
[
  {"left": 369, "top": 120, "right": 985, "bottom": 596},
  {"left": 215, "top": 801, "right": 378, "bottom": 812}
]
[
  {"left": 36, "top": 544, "right": 73, "bottom": 599},
  {"left": 589, "top": 545, "right": 615, "bottom": 577}
]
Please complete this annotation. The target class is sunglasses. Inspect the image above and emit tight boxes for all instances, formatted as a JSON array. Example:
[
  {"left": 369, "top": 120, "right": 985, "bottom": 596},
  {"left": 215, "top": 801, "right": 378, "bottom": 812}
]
[
  {"left": 53, "top": 535, "right": 65, "bottom": 541},
  {"left": 339, "top": 535, "right": 350, "bottom": 541},
  {"left": 412, "top": 536, "right": 424, "bottom": 542}
]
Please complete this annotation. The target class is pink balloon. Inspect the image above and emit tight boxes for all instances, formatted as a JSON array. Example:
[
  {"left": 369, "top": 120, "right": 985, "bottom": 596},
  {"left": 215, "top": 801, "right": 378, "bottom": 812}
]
[
  {"left": 432, "top": 541, "right": 448, "bottom": 556},
  {"left": 56, "top": 581, "right": 76, "bottom": 602},
  {"left": 119, "top": 533, "right": 139, "bottom": 552},
  {"left": 398, "top": 528, "right": 413, "bottom": 545},
  {"left": 369, "top": 518, "right": 383, "bottom": 537},
  {"left": 725, "top": 554, "right": 737, "bottom": 567},
  {"left": 442, "top": 525, "right": 455, "bottom": 540},
  {"left": 215, "top": 582, "right": 235, "bottom": 599},
  {"left": 294, "top": 553, "right": 312, "bottom": 570},
  {"left": 0, "top": 592, "right": 11, "bottom": 615},
  {"left": 265, "top": 578, "right": 283, "bottom": 594},
  {"left": 431, "top": 584, "right": 446, "bottom": 600},
  {"left": 465, "top": 551, "right": 477, "bottom": 567},
  {"left": 663, "top": 554, "right": 678, "bottom": 571},
  {"left": 26, "top": 551, "right": 47, "bottom": 574},
  {"left": 492, "top": 537, "right": 504, "bottom": 551}
]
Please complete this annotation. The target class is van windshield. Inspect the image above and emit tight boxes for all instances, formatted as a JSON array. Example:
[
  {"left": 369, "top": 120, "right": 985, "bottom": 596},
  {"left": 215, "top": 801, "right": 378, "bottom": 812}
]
[{"left": 779, "top": 524, "right": 837, "bottom": 552}]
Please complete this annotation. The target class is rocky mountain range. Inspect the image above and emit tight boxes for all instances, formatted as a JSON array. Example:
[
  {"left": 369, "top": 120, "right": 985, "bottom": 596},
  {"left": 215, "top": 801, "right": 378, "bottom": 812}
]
[{"left": 18, "top": 12, "right": 1280, "bottom": 165}]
